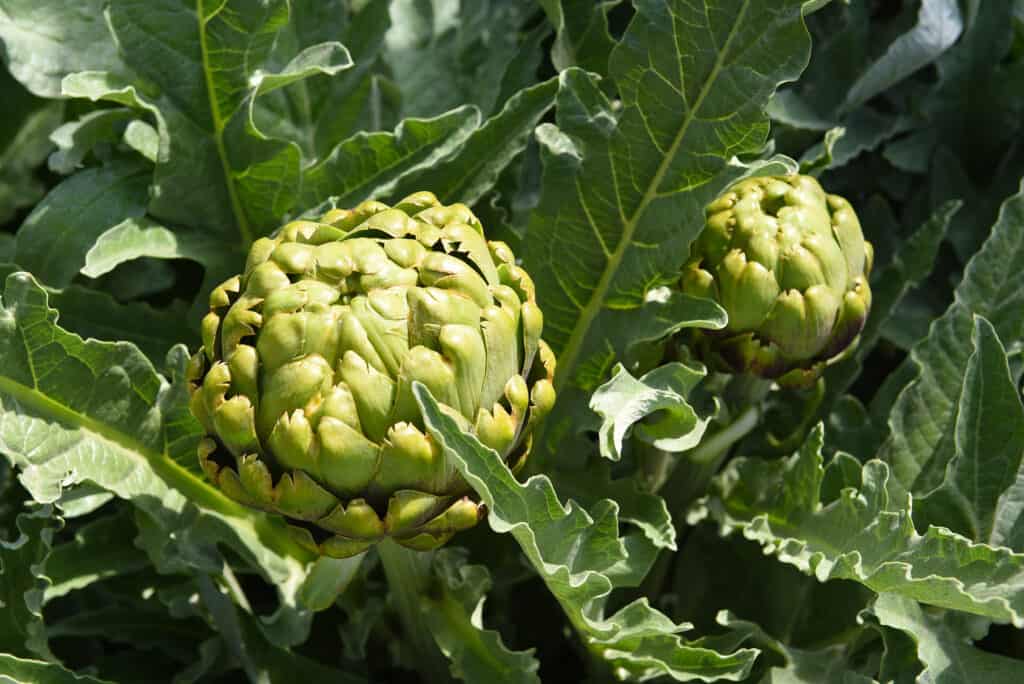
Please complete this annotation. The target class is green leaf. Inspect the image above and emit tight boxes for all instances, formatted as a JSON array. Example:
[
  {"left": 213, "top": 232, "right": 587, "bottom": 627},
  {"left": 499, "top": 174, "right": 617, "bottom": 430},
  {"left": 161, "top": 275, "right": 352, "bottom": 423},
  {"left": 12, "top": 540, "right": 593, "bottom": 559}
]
[
  {"left": 523, "top": 0, "right": 811, "bottom": 453},
  {"left": 870, "top": 593, "right": 1024, "bottom": 684},
  {"left": 877, "top": 182, "right": 1024, "bottom": 499},
  {"left": 0, "top": 70, "right": 62, "bottom": 225},
  {"left": 842, "top": 0, "right": 963, "bottom": 110},
  {"left": 383, "top": 0, "right": 534, "bottom": 118},
  {"left": 47, "top": 605, "right": 209, "bottom": 659},
  {"left": 797, "top": 109, "right": 912, "bottom": 171},
  {"left": 47, "top": 109, "right": 138, "bottom": 175},
  {"left": 767, "top": 91, "right": 835, "bottom": 131},
  {"left": 414, "top": 382, "right": 758, "bottom": 682},
  {"left": 0, "top": 267, "right": 199, "bottom": 366},
  {"left": 878, "top": 0, "right": 1024, "bottom": 263},
  {"left": 42, "top": 508, "right": 149, "bottom": 602},
  {"left": 196, "top": 574, "right": 366, "bottom": 684},
  {"left": 0, "top": 0, "right": 125, "bottom": 97},
  {"left": 671, "top": 523, "right": 872, "bottom": 648},
  {"left": 82, "top": 218, "right": 230, "bottom": 279},
  {"left": 122, "top": 120, "right": 159, "bottom": 162},
  {"left": 261, "top": 0, "right": 394, "bottom": 157},
  {"left": 590, "top": 362, "right": 709, "bottom": 462},
  {"left": 0, "top": 507, "right": 57, "bottom": 659},
  {"left": 914, "top": 317, "right": 1024, "bottom": 547},
  {"left": 391, "top": 76, "right": 559, "bottom": 206},
  {"left": 13, "top": 160, "right": 150, "bottom": 288},
  {"left": 539, "top": 0, "right": 620, "bottom": 80},
  {"left": 297, "top": 554, "right": 365, "bottom": 613},
  {"left": 429, "top": 548, "right": 541, "bottom": 684},
  {"left": 798, "top": 126, "right": 844, "bottom": 176},
  {"left": 823, "top": 200, "right": 959, "bottom": 418},
  {"left": 80, "top": 215, "right": 242, "bottom": 323},
  {"left": 555, "top": 463, "right": 677, "bottom": 556},
  {"left": 0, "top": 654, "right": 112, "bottom": 683},
  {"left": 715, "top": 612, "right": 878, "bottom": 684},
  {"left": 299, "top": 106, "right": 480, "bottom": 210},
  {"left": 0, "top": 273, "right": 321, "bottom": 616},
  {"left": 692, "top": 425, "right": 1024, "bottom": 626},
  {"left": 60, "top": 0, "right": 352, "bottom": 242}
]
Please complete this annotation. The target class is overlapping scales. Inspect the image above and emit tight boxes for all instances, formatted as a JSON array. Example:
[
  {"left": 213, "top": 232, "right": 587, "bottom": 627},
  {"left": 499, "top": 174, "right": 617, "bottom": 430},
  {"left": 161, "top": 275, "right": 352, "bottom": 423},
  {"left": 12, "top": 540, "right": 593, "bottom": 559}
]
[
  {"left": 681, "top": 175, "right": 873, "bottom": 386},
  {"left": 187, "top": 192, "right": 556, "bottom": 557}
]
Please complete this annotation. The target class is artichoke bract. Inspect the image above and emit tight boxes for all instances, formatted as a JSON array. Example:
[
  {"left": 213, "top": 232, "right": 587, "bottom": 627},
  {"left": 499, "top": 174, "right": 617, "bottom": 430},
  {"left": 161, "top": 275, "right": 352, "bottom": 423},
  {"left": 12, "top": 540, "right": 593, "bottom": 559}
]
[
  {"left": 187, "top": 192, "right": 556, "bottom": 558},
  {"left": 681, "top": 175, "right": 873, "bottom": 386}
]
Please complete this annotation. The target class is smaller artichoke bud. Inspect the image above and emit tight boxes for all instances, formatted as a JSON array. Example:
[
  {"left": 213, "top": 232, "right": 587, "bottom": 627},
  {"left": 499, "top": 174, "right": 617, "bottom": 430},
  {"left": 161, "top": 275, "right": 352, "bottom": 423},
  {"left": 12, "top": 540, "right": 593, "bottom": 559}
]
[
  {"left": 680, "top": 174, "right": 873, "bottom": 385},
  {"left": 188, "top": 192, "right": 556, "bottom": 557}
]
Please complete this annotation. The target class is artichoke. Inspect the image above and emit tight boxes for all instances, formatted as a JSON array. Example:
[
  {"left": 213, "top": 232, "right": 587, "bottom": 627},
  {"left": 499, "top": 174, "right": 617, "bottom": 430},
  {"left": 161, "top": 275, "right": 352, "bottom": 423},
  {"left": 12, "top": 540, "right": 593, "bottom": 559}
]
[
  {"left": 681, "top": 174, "right": 873, "bottom": 386},
  {"left": 187, "top": 192, "right": 556, "bottom": 558}
]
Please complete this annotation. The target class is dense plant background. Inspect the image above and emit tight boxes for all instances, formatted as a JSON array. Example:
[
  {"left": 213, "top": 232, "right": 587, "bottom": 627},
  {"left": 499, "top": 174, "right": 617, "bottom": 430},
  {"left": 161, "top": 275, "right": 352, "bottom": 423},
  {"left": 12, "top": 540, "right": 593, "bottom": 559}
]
[{"left": 0, "top": 0, "right": 1023, "bottom": 681}]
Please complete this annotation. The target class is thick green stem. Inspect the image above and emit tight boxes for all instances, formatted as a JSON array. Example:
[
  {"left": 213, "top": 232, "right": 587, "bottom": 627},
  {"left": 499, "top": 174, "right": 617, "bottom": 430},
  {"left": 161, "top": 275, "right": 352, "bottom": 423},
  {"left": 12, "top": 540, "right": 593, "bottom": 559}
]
[
  {"left": 641, "top": 403, "right": 763, "bottom": 601},
  {"left": 377, "top": 540, "right": 452, "bottom": 684},
  {"left": 661, "top": 404, "right": 761, "bottom": 514},
  {"left": 686, "top": 405, "right": 761, "bottom": 465}
]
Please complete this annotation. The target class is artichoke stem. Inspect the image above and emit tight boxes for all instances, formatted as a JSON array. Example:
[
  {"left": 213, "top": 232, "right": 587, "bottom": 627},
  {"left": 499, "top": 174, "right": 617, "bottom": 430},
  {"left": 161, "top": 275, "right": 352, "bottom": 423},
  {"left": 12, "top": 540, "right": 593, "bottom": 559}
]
[
  {"left": 377, "top": 539, "right": 453, "bottom": 683},
  {"left": 686, "top": 404, "right": 761, "bottom": 465}
]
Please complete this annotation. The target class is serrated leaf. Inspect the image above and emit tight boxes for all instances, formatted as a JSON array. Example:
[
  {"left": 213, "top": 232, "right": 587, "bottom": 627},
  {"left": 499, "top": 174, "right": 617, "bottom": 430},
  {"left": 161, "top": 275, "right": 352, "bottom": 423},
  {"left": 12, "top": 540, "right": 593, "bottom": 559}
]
[
  {"left": 391, "top": 76, "right": 558, "bottom": 206},
  {"left": 261, "top": 0, "right": 394, "bottom": 157},
  {"left": 196, "top": 574, "right": 366, "bottom": 683},
  {"left": 58, "top": 0, "right": 352, "bottom": 242},
  {"left": 590, "top": 362, "right": 708, "bottom": 462},
  {"left": 914, "top": 317, "right": 1024, "bottom": 547},
  {"left": 0, "top": 0, "right": 125, "bottom": 97},
  {"left": 798, "top": 126, "right": 844, "bottom": 176},
  {"left": 299, "top": 106, "right": 481, "bottom": 210},
  {"left": 0, "top": 71, "right": 62, "bottom": 224},
  {"left": 82, "top": 217, "right": 230, "bottom": 279},
  {"left": 539, "top": 0, "right": 620, "bottom": 80},
  {"left": 843, "top": 0, "right": 963, "bottom": 110},
  {"left": 715, "top": 612, "right": 878, "bottom": 684},
  {"left": 798, "top": 109, "right": 913, "bottom": 170},
  {"left": 0, "top": 507, "right": 57, "bottom": 658},
  {"left": 414, "top": 383, "right": 757, "bottom": 682},
  {"left": 877, "top": 182, "right": 1024, "bottom": 499},
  {"left": 13, "top": 160, "right": 150, "bottom": 288},
  {"left": 384, "top": 0, "right": 533, "bottom": 118},
  {"left": 80, "top": 216, "right": 241, "bottom": 323},
  {"left": 523, "top": 0, "right": 812, "bottom": 455},
  {"left": 556, "top": 463, "right": 677, "bottom": 554},
  {"left": 47, "top": 109, "right": 138, "bottom": 175},
  {"left": 429, "top": 548, "right": 540, "bottom": 684},
  {"left": 671, "top": 523, "right": 872, "bottom": 647},
  {"left": 0, "top": 266, "right": 199, "bottom": 366},
  {"left": 42, "top": 507, "right": 149, "bottom": 601},
  {"left": 0, "top": 273, "right": 323, "bottom": 623},
  {"left": 0, "top": 654, "right": 112, "bottom": 683},
  {"left": 693, "top": 425, "right": 1024, "bottom": 626},
  {"left": 870, "top": 593, "right": 1024, "bottom": 684}
]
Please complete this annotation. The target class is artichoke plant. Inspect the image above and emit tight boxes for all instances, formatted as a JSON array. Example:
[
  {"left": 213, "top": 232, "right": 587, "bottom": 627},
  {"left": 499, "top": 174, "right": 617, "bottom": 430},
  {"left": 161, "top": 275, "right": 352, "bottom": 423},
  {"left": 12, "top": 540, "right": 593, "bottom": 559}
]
[
  {"left": 187, "top": 192, "right": 556, "bottom": 558},
  {"left": 681, "top": 174, "right": 873, "bottom": 386}
]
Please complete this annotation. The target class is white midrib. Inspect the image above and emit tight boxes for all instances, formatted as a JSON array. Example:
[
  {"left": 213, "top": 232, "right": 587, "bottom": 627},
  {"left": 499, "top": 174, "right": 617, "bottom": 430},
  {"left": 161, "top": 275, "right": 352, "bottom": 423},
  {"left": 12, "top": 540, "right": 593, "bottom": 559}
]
[
  {"left": 553, "top": 1, "right": 751, "bottom": 393},
  {"left": 0, "top": 367, "right": 313, "bottom": 563}
]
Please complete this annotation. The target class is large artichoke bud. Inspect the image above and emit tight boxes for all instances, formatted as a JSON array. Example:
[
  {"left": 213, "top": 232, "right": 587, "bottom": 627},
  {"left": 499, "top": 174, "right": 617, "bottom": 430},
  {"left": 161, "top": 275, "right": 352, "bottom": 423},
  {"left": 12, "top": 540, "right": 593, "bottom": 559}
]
[
  {"left": 681, "top": 175, "right": 873, "bottom": 386},
  {"left": 187, "top": 192, "right": 556, "bottom": 558}
]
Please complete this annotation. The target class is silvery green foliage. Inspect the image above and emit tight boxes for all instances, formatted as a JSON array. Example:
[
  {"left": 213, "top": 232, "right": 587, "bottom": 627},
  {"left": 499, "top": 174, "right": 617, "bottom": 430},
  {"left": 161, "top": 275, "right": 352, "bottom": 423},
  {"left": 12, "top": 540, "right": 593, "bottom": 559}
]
[{"left": 0, "top": 1, "right": 1022, "bottom": 682}]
